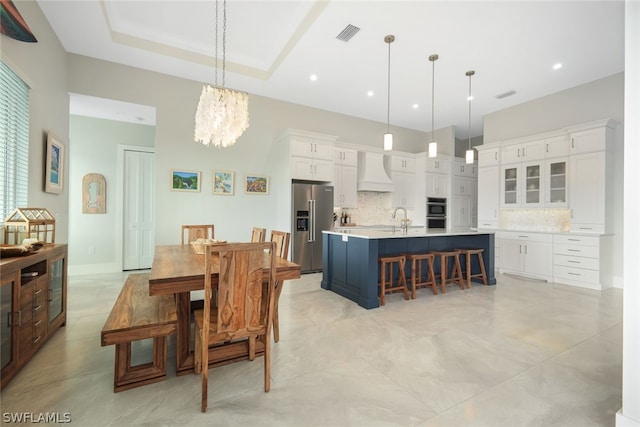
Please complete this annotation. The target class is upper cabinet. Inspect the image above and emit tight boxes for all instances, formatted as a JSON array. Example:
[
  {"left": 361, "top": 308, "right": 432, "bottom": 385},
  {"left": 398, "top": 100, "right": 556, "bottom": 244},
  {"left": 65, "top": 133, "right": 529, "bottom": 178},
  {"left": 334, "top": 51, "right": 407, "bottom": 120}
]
[
  {"left": 390, "top": 155, "right": 416, "bottom": 208},
  {"left": 284, "top": 131, "right": 336, "bottom": 182},
  {"left": 333, "top": 146, "right": 358, "bottom": 208},
  {"left": 501, "top": 139, "right": 546, "bottom": 164}
]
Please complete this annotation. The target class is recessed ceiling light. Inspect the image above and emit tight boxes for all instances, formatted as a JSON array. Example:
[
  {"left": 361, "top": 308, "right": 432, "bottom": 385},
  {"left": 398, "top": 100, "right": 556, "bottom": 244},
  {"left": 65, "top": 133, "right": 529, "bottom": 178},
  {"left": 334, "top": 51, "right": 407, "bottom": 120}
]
[
  {"left": 553, "top": 63, "right": 563, "bottom": 70},
  {"left": 412, "top": 104, "right": 419, "bottom": 109},
  {"left": 367, "top": 90, "right": 374, "bottom": 97},
  {"left": 310, "top": 74, "right": 318, "bottom": 81}
]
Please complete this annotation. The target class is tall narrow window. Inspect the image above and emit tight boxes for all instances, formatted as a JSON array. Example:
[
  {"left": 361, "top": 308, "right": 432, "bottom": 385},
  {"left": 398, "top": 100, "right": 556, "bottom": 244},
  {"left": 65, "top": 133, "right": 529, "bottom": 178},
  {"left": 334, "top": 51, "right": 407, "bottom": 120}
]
[{"left": 0, "top": 60, "right": 30, "bottom": 221}]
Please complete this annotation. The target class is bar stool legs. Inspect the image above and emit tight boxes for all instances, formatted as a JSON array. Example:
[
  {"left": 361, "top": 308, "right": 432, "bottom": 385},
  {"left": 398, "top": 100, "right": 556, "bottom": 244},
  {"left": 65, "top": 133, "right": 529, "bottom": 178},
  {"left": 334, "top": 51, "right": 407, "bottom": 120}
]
[
  {"left": 432, "top": 250, "right": 465, "bottom": 293},
  {"left": 456, "top": 248, "right": 488, "bottom": 288},
  {"left": 405, "top": 253, "right": 438, "bottom": 298},
  {"left": 379, "top": 255, "right": 408, "bottom": 305}
]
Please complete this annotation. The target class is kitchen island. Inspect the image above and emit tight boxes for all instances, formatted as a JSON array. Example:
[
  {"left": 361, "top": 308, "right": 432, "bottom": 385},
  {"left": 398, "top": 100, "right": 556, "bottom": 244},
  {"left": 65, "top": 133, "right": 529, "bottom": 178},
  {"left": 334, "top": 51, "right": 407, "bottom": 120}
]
[{"left": 321, "top": 228, "right": 496, "bottom": 309}]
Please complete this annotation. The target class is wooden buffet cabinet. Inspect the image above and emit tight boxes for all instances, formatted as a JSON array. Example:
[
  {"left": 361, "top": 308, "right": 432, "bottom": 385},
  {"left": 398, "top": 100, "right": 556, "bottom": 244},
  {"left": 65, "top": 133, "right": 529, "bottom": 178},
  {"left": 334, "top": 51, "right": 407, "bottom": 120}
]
[{"left": 1, "top": 244, "right": 67, "bottom": 390}]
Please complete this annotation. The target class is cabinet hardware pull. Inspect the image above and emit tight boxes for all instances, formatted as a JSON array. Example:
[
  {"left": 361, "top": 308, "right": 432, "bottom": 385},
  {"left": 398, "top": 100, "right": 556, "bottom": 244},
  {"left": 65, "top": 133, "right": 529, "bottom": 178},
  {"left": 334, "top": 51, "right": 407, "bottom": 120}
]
[
  {"left": 524, "top": 245, "right": 528, "bottom": 254},
  {"left": 571, "top": 138, "right": 575, "bottom": 148},
  {"left": 519, "top": 245, "right": 522, "bottom": 254},
  {"left": 48, "top": 289, "right": 53, "bottom": 302},
  {"left": 523, "top": 147, "right": 526, "bottom": 157},
  {"left": 33, "top": 336, "right": 41, "bottom": 344},
  {"left": 34, "top": 319, "right": 41, "bottom": 327},
  {"left": 546, "top": 143, "right": 549, "bottom": 153},
  {"left": 568, "top": 249, "right": 581, "bottom": 252},
  {"left": 568, "top": 238, "right": 580, "bottom": 241},
  {"left": 34, "top": 304, "right": 42, "bottom": 312},
  {"left": 34, "top": 288, "right": 42, "bottom": 295},
  {"left": 568, "top": 272, "right": 581, "bottom": 276},
  {"left": 518, "top": 235, "right": 528, "bottom": 238},
  {"left": 7, "top": 312, "right": 12, "bottom": 327},
  {"left": 17, "top": 310, "right": 22, "bottom": 327},
  {"left": 568, "top": 260, "right": 580, "bottom": 264}
]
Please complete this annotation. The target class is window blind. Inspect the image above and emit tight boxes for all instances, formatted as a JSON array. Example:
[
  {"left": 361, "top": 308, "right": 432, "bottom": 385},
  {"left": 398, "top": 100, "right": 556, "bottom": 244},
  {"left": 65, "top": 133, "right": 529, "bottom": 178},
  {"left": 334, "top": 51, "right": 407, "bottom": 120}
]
[{"left": 0, "top": 60, "right": 30, "bottom": 221}]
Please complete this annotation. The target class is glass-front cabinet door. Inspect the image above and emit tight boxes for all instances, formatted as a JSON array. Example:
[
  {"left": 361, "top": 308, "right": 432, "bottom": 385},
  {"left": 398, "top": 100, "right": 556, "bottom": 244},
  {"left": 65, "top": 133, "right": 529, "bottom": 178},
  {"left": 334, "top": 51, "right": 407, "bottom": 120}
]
[
  {"left": 501, "top": 165, "right": 519, "bottom": 206},
  {"left": 48, "top": 254, "right": 65, "bottom": 326},
  {"left": 524, "top": 163, "right": 541, "bottom": 205},
  {"left": 1, "top": 272, "right": 16, "bottom": 374},
  {"left": 546, "top": 159, "right": 568, "bottom": 207}
]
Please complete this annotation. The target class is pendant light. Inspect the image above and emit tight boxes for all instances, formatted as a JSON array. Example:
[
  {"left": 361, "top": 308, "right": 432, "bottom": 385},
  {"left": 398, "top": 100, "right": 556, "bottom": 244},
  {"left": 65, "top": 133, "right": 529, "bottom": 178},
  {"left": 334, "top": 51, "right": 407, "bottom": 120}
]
[
  {"left": 383, "top": 35, "right": 395, "bottom": 151},
  {"left": 465, "top": 70, "right": 476, "bottom": 164},
  {"left": 194, "top": 0, "right": 250, "bottom": 148},
  {"left": 428, "top": 54, "right": 439, "bottom": 158}
]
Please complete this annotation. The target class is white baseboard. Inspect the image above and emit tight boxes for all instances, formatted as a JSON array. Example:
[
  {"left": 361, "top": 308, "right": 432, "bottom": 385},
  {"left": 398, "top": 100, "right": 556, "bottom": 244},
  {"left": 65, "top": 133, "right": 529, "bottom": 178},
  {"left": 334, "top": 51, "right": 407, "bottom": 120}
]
[
  {"left": 68, "top": 262, "right": 120, "bottom": 276},
  {"left": 616, "top": 410, "right": 640, "bottom": 427}
]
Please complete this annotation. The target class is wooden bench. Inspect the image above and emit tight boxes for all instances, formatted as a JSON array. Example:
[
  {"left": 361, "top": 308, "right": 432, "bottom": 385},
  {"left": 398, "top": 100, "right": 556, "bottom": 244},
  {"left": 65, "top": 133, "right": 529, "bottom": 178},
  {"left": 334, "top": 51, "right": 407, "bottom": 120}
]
[{"left": 101, "top": 273, "right": 177, "bottom": 392}]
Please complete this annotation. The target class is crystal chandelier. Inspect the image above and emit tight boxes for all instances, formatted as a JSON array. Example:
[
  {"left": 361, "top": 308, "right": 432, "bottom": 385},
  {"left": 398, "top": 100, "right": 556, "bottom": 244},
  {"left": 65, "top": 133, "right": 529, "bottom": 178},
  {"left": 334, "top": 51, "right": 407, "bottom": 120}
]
[{"left": 194, "top": 0, "right": 249, "bottom": 148}]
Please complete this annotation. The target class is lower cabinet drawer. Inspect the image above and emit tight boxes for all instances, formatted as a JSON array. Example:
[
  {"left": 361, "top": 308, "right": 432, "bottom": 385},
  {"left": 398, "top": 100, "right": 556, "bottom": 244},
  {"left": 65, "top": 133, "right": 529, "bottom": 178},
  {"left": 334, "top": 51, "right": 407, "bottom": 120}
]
[
  {"left": 554, "top": 254, "right": 599, "bottom": 270},
  {"left": 554, "top": 265, "right": 600, "bottom": 284},
  {"left": 554, "top": 243, "right": 599, "bottom": 258}
]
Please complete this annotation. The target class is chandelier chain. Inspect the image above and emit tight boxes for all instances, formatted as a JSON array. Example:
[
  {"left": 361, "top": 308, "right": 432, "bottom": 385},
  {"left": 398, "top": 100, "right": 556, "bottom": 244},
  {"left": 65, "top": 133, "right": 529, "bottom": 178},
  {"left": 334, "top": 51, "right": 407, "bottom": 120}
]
[
  {"left": 468, "top": 73, "right": 472, "bottom": 149},
  {"left": 214, "top": 0, "right": 219, "bottom": 85},
  {"left": 387, "top": 40, "right": 391, "bottom": 133},
  {"left": 222, "top": 0, "right": 226, "bottom": 87}
]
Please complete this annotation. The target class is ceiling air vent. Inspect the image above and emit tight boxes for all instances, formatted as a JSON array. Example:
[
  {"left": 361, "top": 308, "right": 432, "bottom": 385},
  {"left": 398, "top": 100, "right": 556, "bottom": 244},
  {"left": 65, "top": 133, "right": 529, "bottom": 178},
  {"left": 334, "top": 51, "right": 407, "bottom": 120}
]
[
  {"left": 495, "top": 90, "right": 517, "bottom": 99},
  {"left": 336, "top": 24, "right": 360, "bottom": 42}
]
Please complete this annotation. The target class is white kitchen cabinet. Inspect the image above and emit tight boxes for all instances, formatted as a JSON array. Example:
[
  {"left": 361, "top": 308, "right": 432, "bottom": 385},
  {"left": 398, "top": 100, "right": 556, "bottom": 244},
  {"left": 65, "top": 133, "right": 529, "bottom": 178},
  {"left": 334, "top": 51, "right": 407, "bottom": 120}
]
[
  {"left": 501, "top": 139, "right": 546, "bottom": 164},
  {"left": 453, "top": 158, "right": 477, "bottom": 177},
  {"left": 545, "top": 135, "right": 570, "bottom": 158},
  {"left": 452, "top": 176, "right": 475, "bottom": 196},
  {"left": 451, "top": 196, "right": 472, "bottom": 228},
  {"left": 544, "top": 158, "right": 568, "bottom": 207},
  {"left": 390, "top": 155, "right": 416, "bottom": 208},
  {"left": 553, "top": 234, "right": 604, "bottom": 290},
  {"left": 569, "top": 151, "right": 605, "bottom": 233},
  {"left": 289, "top": 134, "right": 334, "bottom": 181},
  {"left": 499, "top": 231, "right": 553, "bottom": 280},
  {"left": 425, "top": 172, "right": 449, "bottom": 198},
  {"left": 425, "top": 155, "right": 451, "bottom": 174},
  {"left": 477, "top": 165, "right": 499, "bottom": 228},
  {"left": 500, "top": 161, "right": 543, "bottom": 208},
  {"left": 333, "top": 147, "right": 358, "bottom": 208},
  {"left": 569, "top": 126, "right": 609, "bottom": 154},
  {"left": 478, "top": 145, "right": 500, "bottom": 167}
]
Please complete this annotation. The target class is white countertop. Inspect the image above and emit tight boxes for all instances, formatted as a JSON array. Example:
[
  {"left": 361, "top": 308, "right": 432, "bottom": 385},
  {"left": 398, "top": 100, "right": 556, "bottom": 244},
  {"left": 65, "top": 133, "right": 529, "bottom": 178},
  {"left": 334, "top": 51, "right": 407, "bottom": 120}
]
[{"left": 324, "top": 227, "right": 494, "bottom": 239}]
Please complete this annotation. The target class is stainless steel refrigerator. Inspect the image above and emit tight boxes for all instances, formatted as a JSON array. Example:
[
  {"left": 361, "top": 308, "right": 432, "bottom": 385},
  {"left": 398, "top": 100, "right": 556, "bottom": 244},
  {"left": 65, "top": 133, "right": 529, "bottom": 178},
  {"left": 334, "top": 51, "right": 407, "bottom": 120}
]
[{"left": 292, "top": 183, "right": 334, "bottom": 273}]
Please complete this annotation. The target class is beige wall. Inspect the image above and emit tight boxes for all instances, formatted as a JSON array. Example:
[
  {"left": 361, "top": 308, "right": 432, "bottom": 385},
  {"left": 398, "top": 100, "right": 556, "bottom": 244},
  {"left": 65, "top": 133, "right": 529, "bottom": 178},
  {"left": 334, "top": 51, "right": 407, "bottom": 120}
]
[{"left": 1, "top": 1, "right": 70, "bottom": 242}]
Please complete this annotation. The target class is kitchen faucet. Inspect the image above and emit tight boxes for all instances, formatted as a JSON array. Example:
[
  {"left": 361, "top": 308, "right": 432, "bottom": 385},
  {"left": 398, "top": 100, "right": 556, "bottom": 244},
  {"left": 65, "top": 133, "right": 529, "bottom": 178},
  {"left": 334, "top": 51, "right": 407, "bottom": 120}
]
[{"left": 392, "top": 207, "right": 408, "bottom": 233}]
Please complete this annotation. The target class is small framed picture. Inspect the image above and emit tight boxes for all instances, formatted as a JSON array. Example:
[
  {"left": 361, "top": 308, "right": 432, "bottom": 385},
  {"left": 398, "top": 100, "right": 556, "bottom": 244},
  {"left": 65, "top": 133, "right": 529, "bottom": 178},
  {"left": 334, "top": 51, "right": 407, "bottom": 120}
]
[
  {"left": 212, "top": 170, "right": 234, "bottom": 195},
  {"left": 45, "top": 132, "right": 65, "bottom": 194},
  {"left": 245, "top": 175, "right": 269, "bottom": 195},
  {"left": 171, "top": 169, "right": 201, "bottom": 192}
]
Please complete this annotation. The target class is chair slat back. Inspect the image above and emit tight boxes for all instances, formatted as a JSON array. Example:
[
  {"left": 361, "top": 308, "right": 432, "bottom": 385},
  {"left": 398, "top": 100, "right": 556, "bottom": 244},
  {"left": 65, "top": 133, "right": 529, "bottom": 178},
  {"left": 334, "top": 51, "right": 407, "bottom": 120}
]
[
  {"left": 270, "top": 230, "right": 290, "bottom": 260},
  {"left": 182, "top": 224, "right": 214, "bottom": 245},
  {"left": 251, "top": 227, "right": 266, "bottom": 243},
  {"left": 203, "top": 242, "right": 276, "bottom": 340}
]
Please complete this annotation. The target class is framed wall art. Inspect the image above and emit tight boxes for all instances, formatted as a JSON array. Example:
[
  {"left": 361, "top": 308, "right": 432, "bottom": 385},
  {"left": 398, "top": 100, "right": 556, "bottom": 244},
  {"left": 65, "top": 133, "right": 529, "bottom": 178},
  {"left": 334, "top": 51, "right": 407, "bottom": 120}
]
[
  {"left": 82, "top": 173, "right": 106, "bottom": 214},
  {"left": 212, "top": 170, "right": 234, "bottom": 195},
  {"left": 45, "top": 132, "right": 65, "bottom": 194},
  {"left": 171, "top": 169, "right": 201, "bottom": 192},
  {"left": 245, "top": 175, "right": 269, "bottom": 195}
]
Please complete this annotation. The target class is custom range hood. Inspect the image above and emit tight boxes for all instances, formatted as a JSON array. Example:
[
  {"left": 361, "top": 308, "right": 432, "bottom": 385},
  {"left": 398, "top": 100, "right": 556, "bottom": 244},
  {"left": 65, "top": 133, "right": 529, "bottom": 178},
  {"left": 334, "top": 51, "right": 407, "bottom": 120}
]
[{"left": 357, "top": 152, "right": 393, "bottom": 192}]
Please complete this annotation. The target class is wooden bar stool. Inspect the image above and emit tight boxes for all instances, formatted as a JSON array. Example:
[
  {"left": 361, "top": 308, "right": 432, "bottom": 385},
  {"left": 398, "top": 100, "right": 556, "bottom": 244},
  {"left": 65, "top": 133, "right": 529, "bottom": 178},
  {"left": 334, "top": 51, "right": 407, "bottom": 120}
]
[
  {"left": 456, "top": 248, "right": 488, "bottom": 288},
  {"left": 431, "top": 250, "right": 465, "bottom": 293},
  {"left": 405, "top": 253, "right": 438, "bottom": 298},
  {"left": 378, "top": 255, "right": 409, "bottom": 305}
]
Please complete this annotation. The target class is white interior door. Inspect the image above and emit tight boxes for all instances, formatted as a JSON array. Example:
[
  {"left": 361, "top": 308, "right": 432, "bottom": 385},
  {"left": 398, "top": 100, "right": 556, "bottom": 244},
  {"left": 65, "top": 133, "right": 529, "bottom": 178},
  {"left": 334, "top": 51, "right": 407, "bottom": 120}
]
[{"left": 123, "top": 150, "right": 155, "bottom": 270}]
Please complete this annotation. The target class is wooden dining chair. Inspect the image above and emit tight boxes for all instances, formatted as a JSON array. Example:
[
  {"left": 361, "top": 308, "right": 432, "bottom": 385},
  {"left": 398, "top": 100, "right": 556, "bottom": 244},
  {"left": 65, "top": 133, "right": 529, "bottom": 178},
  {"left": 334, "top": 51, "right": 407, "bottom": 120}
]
[
  {"left": 181, "top": 224, "right": 214, "bottom": 245},
  {"left": 251, "top": 227, "right": 266, "bottom": 243},
  {"left": 269, "top": 230, "right": 290, "bottom": 343},
  {"left": 193, "top": 241, "right": 277, "bottom": 413}
]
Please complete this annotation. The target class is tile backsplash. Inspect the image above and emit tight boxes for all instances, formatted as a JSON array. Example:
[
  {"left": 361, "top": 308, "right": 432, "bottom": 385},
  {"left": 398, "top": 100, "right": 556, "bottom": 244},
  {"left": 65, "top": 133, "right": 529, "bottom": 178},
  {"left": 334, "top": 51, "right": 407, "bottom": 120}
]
[
  {"left": 500, "top": 208, "right": 570, "bottom": 232},
  {"left": 335, "top": 192, "right": 416, "bottom": 226}
]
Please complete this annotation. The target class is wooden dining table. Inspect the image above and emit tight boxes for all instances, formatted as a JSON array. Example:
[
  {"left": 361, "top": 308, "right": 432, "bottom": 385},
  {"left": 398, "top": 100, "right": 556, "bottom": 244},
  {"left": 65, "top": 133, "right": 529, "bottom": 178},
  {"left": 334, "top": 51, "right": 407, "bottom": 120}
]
[{"left": 148, "top": 244, "right": 301, "bottom": 375}]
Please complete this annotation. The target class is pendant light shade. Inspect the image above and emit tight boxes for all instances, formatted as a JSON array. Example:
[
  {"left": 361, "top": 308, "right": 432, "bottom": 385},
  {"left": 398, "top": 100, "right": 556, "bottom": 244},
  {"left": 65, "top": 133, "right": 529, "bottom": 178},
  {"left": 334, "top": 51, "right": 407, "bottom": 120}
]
[
  {"left": 383, "top": 35, "right": 395, "bottom": 151},
  {"left": 428, "top": 54, "right": 439, "bottom": 158},
  {"left": 465, "top": 70, "right": 476, "bottom": 164}
]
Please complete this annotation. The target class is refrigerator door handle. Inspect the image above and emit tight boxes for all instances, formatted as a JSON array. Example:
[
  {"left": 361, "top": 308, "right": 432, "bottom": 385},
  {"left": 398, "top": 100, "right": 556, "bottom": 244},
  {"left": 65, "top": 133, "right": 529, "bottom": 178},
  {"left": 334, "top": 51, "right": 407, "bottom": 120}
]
[{"left": 309, "top": 199, "right": 316, "bottom": 242}]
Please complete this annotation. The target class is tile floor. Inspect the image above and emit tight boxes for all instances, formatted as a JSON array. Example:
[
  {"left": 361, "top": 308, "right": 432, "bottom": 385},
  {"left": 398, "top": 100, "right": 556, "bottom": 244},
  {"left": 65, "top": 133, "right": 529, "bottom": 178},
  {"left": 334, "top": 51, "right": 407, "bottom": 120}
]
[{"left": 1, "top": 272, "right": 622, "bottom": 426}]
